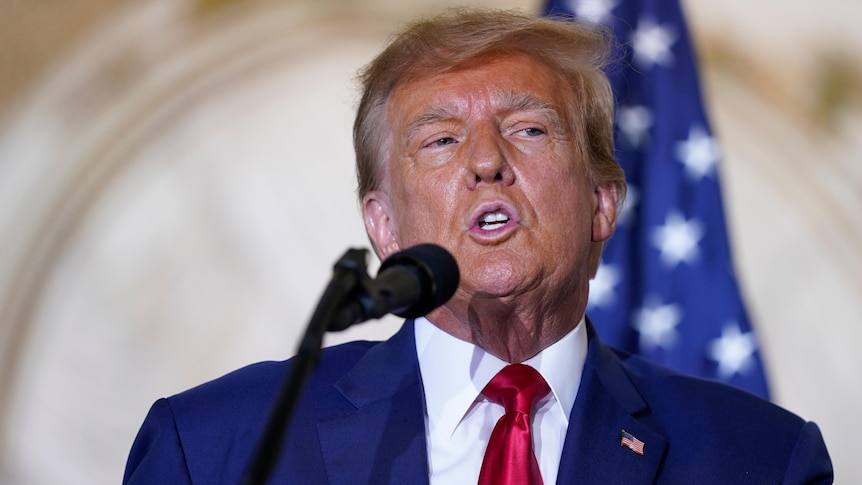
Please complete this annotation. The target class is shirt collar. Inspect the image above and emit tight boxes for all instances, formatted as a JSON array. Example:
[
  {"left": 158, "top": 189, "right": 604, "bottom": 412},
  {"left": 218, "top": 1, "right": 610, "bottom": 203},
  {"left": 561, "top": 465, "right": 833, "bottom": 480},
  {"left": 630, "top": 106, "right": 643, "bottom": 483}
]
[{"left": 414, "top": 315, "right": 588, "bottom": 440}]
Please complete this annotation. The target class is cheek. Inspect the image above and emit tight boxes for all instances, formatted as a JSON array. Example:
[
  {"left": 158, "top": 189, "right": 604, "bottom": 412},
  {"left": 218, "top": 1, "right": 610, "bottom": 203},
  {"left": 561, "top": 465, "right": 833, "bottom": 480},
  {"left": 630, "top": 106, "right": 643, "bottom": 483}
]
[
  {"left": 529, "top": 166, "right": 594, "bottom": 234},
  {"left": 389, "top": 169, "right": 460, "bottom": 241},
  {"left": 403, "top": 161, "right": 462, "bottom": 203}
]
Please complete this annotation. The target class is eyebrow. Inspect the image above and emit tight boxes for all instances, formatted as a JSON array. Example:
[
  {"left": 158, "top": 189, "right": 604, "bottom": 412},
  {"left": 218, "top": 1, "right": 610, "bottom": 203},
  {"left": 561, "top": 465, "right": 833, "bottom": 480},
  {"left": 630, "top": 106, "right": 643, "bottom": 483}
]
[
  {"left": 405, "top": 105, "right": 458, "bottom": 142},
  {"left": 497, "top": 90, "right": 568, "bottom": 135},
  {"left": 404, "top": 90, "right": 568, "bottom": 141}
]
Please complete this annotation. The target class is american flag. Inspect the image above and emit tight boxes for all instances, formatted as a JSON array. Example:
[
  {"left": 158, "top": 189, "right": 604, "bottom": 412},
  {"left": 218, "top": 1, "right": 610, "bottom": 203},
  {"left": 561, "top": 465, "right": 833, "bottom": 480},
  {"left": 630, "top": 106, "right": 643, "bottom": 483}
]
[
  {"left": 620, "top": 430, "right": 646, "bottom": 455},
  {"left": 543, "top": 0, "right": 770, "bottom": 398}
]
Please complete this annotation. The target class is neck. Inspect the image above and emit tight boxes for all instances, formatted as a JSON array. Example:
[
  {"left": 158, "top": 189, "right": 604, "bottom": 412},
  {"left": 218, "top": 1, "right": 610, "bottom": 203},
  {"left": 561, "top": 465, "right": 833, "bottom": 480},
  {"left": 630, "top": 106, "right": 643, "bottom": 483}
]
[{"left": 425, "top": 289, "right": 587, "bottom": 363}]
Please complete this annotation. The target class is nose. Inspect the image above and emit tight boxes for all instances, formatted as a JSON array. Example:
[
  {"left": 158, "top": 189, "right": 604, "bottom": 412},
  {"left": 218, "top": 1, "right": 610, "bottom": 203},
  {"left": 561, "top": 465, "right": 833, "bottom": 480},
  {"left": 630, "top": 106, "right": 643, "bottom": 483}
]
[{"left": 465, "top": 126, "right": 515, "bottom": 189}]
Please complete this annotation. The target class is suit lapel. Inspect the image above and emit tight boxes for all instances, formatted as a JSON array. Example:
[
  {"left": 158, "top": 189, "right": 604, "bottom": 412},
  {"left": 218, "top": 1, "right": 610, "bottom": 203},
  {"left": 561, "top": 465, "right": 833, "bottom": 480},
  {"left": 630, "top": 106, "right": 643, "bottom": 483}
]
[
  {"left": 556, "top": 321, "right": 667, "bottom": 484},
  {"left": 317, "top": 321, "right": 430, "bottom": 485},
  {"left": 315, "top": 319, "right": 669, "bottom": 484}
]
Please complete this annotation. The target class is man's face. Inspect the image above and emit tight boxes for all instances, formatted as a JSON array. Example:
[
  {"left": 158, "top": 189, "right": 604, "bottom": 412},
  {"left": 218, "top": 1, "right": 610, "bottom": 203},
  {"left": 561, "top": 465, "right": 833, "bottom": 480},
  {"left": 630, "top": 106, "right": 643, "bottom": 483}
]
[{"left": 363, "top": 54, "right": 617, "bottom": 305}]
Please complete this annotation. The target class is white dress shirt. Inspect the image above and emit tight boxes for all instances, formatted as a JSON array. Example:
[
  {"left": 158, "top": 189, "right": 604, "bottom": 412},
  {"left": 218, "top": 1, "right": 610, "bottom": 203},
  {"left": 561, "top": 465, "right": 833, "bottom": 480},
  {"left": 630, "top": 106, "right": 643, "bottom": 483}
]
[{"left": 414, "top": 316, "right": 588, "bottom": 485}]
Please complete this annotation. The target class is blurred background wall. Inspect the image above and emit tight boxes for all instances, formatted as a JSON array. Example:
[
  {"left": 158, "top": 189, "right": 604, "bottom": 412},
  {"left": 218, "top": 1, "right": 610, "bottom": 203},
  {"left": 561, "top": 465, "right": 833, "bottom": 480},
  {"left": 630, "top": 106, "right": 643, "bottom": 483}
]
[{"left": 0, "top": 0, "right": 859, "bottom": 483}]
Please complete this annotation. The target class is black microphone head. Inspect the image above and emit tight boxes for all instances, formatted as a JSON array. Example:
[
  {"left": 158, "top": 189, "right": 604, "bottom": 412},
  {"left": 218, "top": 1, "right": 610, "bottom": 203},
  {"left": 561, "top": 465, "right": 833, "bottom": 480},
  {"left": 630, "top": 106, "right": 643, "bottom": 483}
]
[{"left": 378, "top": 243, "right": 460, "bottom": 318}]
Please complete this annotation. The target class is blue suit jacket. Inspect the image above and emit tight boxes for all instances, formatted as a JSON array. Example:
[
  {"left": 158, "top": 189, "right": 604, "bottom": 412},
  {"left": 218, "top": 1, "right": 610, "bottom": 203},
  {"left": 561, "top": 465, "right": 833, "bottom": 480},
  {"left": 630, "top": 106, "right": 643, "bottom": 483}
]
[{"left": 124, "top": 320, "right": 832, "bottom": 484}]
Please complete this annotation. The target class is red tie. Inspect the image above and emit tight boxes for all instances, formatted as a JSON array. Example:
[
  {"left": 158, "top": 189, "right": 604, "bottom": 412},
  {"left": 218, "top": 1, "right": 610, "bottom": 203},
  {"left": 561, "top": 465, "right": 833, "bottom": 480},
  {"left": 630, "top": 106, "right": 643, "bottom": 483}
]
[{"left": 478, "top": 364, "right": 550, "bottom": 485}]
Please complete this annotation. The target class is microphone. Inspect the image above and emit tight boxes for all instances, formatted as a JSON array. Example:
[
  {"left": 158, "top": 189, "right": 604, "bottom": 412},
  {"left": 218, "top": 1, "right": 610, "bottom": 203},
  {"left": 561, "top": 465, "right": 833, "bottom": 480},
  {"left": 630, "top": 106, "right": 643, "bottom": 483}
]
[
  {"left": 242, "top": 244, "right": 458, "bottom": 485},
  {"left": 331, "top": 243, "right": 460, "bottom": 330}
]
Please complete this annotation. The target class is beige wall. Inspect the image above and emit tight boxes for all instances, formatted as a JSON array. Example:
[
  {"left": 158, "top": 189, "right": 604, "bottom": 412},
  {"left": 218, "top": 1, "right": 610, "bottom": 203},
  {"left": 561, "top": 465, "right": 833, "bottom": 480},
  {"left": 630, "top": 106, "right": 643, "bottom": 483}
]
[{"left": 1, "top": 0, "right": 859, "bottom": 482}]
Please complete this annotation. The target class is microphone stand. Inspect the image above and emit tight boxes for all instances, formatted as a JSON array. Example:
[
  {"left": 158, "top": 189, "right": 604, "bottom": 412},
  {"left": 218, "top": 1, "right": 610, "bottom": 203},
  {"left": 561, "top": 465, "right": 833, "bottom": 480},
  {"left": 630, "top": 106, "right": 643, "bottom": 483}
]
[{"left": 240, "top": 248, "right": 371, "bottom": 485}]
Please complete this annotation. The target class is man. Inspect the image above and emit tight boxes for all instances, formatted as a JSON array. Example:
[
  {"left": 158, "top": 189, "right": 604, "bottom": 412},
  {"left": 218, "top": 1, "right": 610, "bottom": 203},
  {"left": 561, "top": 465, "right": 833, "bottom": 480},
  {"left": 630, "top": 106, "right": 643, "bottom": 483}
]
[{"left": 124, "top": 9, "right": 832, "bottom": 484}]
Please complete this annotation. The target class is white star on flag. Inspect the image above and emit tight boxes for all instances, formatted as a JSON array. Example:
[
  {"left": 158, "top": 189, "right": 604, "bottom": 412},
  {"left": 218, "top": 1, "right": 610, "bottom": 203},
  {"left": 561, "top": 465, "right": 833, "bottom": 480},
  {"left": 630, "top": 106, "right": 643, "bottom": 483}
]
[
  {"left": 542, "top": 0, "right": 771, "bottom": 398},
  {"left": 588, "top": 263, "right": 622, "bottom": 309},
  {"left": 675, "top": 126, "right": 720, "bottom": 180},
  {"left": 708, "top": 322, "right": 758, "bottom": 378},
  {"left": 631, "top": 18, "right": 677, "bottom": 67},
  {"left": 567, "top": 0, "right": 618, "bottom": 24},
  {"left": 651, "top": 211, "right": 704, "bottom": 268},
  {"left": 632, "top": 299, "right": 682, "bottom": 351},
  {"left": 617, "top": 105, "right": 653, "bottom": 149}
]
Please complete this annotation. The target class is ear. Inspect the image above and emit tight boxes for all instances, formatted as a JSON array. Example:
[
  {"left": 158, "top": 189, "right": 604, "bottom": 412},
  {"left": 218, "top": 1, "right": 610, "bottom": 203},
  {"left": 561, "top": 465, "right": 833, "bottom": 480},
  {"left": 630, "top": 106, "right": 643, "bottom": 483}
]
[
  {"left": 587, "top": 183, "right": 619, "bottom": 278},
  {"left": 363, "top": 190, "right": 401, "bottom": 260},
  {"left": 591, "top": 183, "right": 618, "bottom": 243}
]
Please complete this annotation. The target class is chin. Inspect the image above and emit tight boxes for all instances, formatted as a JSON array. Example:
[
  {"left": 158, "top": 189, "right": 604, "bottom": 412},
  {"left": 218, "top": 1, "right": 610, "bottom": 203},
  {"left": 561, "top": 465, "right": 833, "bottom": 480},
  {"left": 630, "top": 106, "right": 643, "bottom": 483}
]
[{"left": 463, "top": 258, "right": 535, "bottom": 298}]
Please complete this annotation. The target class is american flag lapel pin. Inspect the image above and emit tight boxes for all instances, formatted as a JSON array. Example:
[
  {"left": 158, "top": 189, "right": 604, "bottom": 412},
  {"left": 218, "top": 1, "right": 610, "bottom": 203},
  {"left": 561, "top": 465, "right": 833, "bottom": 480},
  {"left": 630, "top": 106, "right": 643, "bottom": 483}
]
[{"left": 620, "top": 430, "right": 645, "bottom": 456}]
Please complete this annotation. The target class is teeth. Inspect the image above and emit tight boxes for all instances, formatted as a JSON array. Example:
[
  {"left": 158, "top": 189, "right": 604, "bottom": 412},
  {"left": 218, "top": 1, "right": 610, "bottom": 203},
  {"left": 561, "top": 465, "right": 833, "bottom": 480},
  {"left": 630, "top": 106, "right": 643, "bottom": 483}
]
[{"left": 478, "top": 210, "right": 509, "bottom": 230}]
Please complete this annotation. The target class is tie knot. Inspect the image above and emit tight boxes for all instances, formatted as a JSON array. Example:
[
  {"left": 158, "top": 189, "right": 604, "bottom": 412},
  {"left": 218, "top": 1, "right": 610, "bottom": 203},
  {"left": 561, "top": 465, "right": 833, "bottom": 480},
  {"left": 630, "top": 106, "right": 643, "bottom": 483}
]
[{"left": 482, "top": 364, "right": 550, "bottom": 415}]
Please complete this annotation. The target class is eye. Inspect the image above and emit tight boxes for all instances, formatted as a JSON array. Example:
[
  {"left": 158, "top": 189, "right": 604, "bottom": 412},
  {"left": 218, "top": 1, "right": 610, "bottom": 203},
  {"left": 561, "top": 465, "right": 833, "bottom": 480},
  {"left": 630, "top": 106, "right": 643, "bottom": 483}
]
[
  {"left": 522, "top": 127, "right": 545, "bottom": 137},
  {"left": 430, "top": 137, "right": 456, "bottom": 147}
]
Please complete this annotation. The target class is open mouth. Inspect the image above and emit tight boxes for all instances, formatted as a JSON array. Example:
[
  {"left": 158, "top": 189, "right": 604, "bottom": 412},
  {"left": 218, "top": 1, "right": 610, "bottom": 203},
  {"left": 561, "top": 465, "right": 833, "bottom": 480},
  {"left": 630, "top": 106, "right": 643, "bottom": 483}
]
[{"left": 478, "top": 210, "right": 510, "bottom": 231}]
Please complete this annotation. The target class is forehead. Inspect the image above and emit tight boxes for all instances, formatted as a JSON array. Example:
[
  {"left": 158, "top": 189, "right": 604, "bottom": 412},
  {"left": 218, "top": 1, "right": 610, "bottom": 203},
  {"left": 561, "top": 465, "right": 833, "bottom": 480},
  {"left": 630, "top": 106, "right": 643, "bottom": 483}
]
[{"left": 387, "top": 54, "right": 570, "bottom": 126}]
